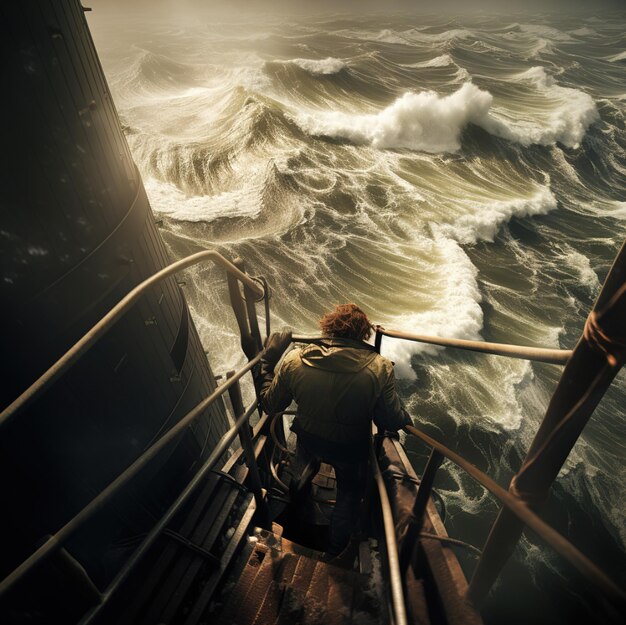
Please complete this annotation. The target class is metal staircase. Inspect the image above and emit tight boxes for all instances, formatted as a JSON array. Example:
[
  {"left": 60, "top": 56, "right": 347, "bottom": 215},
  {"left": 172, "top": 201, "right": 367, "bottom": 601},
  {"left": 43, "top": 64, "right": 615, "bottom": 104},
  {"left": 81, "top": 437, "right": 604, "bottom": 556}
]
[{"left": 212, "top": 527, "right": 383, "bottom": 625}]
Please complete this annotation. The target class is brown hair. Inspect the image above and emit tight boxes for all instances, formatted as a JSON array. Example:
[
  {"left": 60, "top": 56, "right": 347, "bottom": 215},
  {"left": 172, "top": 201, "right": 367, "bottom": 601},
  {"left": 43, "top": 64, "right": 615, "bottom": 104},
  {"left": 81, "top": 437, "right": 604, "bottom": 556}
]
[{"left": 319, "top": 303, "right": 373, "bottom": 341}]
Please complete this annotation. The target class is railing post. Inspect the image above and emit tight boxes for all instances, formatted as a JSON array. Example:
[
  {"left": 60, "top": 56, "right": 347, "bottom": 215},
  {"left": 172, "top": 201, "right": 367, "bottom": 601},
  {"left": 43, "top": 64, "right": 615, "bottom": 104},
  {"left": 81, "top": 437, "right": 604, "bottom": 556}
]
[
  {"left": 234, "top": 258, "right": 263, "bottom": 354},
  {"left": 374, "top": 326, "right": 383, "bottom": 353},
  {"left": 226, "top": 373, "right": 270, "bottom": 528},
  {"left": 468, "top": 239, "right": 626, "bottom": 607},
  {"left": 227, "top": 268, "right": 257, "bottom": 360},
  {"left": 400, "top": 448, "right": 444, "bottom": 573}
]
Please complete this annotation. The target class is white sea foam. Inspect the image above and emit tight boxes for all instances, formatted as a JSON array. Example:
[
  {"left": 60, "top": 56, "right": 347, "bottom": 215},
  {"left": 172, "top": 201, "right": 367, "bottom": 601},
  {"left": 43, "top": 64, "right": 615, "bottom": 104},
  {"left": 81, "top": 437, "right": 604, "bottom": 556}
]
[
  {"left": 380, "top": 235, "right": 483, "bottom": 378},
  {"left": 144, "top": 177, "right": 262, "bottom": 221},
  {"left": 374, "top": 29, "right": 411, "bottom": 44},
  {"left": 437, "top": 185, "right": 557, "bottom": 244},
  {"left": 607, "top": 50, "right": 626, "bottom": 63},
  {"left": 483, "top": 67, "right": 599, "bottom": 148},
  {"left": 562, "top": 250, "right": 600, "bottom": 291},
  {"left": 296, "top": 82, "right": 493, "bottom": 153},
  {"left": 568, "top": 27, "right": 598, "bottom": 37},
  {"left": 282, "top": 57, "right": 346, "bottom": 75},
  {"left": 518, "top": 23, "right": 574, "bottom": 42},
  {"left": 401, "top": 54, "right": 455, "bottom": 68}
]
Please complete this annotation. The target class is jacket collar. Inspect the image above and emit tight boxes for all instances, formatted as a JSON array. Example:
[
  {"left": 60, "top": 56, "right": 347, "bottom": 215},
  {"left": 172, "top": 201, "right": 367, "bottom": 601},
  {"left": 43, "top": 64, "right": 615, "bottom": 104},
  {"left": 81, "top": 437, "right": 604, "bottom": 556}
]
[{"left": 318, "top": 336, "right": 378, "bottom": 352}]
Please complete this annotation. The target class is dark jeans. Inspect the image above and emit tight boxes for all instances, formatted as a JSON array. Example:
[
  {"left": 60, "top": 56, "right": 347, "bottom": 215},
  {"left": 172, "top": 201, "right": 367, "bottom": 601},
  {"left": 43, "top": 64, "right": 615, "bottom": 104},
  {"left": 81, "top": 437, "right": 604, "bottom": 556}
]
[{"left": 290, "top": 439, "right": 368, "bottom": 556}]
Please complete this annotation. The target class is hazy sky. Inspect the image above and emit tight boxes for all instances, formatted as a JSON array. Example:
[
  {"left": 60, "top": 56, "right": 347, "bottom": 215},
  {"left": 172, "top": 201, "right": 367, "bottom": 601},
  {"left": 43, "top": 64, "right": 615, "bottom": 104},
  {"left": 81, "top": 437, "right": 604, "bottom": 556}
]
[{"left": 92, "top": 0, "right": 624, "bottom": 18}]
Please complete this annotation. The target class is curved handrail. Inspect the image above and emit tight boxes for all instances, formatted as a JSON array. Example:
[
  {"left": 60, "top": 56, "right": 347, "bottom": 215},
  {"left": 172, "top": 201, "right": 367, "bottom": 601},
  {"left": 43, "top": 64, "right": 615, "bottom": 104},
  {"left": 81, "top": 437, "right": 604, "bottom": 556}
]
[
  {"left": 403, "top": 424, "right": 626, "bottom": 607},
  {"left": 370, "top": 443, "right": 408, "bottom": 625},
  {"left": 0, "top": 351, "right": 264, "bottom": 599},
  {"left": 0, "top": 251, "right": 265, "bottom": 431},
  {"left": 80, "top": 396, "right": 262, "bottom": 625},
  {"left": 292, "top": 331, "right": 572, "bottom": 365}
]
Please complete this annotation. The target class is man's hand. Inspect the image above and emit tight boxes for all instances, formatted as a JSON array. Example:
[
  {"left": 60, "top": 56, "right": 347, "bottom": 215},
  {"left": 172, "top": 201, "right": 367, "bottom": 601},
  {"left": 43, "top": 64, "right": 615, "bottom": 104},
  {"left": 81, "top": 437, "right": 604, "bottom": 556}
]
[{"left": 262, "top": 331, "right": 292, "bottom": 372}]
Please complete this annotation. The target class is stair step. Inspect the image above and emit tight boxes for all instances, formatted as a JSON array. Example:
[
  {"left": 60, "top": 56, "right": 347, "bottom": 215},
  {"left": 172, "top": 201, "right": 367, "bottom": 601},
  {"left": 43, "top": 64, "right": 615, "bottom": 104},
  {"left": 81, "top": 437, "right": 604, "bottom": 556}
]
[
  {"left": 226, "top": 544, "right": 285, "bottom": 625},
  {"left": 252, "top": 579, "right": 284, "bottom": 625},
  {"left": 326, "top": 565, "right": 355, "bottom": 625},
  {"left": 301, "top": 561, "right": 330, "bottom": 624},
  {"left": 213, "top": 543, "right": 271, "bottom": 625},
  {"left": 272, "top": 522, "right": 284, "bottom": 538},
  {"left": 214, "top": 531, "right": 385, "bottom": 625},
  {"left": 276, "top": 551, "right": 299, "bottom": 585},
  {"left": 290, "top": 554, "right": 318, "bottom": 595}
]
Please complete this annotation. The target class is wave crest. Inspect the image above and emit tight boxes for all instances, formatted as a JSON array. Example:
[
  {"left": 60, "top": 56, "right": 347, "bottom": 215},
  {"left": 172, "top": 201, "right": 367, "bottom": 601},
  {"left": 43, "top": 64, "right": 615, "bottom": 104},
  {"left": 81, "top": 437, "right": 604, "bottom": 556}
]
[
  {"left": 295, "top": 72, "right": 598, "bottom": 153},
  {"left": 278, "top": 57, "right": 347, "bottom": 75},
  {"left": 296, "top": 83, "right": 493, "bottom": 153}
]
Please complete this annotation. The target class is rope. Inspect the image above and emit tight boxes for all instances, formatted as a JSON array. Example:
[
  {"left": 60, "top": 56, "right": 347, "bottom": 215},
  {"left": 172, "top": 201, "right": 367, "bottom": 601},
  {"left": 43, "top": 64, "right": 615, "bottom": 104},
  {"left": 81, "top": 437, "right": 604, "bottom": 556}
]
[
  {"left": 419, "top": 532, "right": 482, "bottom": 557},
  {"left": 583, "top": 309, "right": 626, "bottom": 368}
]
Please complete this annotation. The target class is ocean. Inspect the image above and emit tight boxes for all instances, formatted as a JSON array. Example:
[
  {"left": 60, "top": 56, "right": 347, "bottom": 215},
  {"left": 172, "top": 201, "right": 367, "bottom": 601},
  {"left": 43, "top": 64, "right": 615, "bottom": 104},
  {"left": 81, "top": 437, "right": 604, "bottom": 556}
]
[{"left": 89, "top": 9, "right": 626, "bottom": 624}]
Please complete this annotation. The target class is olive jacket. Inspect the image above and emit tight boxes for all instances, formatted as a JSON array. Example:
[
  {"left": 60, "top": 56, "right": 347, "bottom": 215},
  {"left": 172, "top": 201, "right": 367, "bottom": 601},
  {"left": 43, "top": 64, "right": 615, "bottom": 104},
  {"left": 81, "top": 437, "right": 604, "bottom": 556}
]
[{"left": 260, "top": 337, "right": 412, "bottom": 462}]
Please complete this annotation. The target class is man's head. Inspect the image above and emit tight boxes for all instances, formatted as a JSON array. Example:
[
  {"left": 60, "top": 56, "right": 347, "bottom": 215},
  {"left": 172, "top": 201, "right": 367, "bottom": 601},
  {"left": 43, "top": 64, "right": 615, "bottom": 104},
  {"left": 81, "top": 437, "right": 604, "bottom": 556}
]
[{"left": 319, "top": 303, "right": 372, "bottom": 341}]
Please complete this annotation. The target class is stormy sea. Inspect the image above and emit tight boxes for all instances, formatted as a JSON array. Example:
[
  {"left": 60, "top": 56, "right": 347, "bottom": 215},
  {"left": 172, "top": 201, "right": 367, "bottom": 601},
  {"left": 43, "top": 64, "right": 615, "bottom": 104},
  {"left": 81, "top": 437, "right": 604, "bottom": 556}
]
[{"left": 90, "top": 9, "right": 626, "bottom": 624}]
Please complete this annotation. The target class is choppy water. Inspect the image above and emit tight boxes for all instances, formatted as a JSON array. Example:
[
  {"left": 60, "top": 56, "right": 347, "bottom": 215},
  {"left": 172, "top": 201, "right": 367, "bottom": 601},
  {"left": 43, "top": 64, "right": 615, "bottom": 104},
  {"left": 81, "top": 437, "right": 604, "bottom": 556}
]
[{"left": 90, "top": 10, "right": 626, "bottom": 624}]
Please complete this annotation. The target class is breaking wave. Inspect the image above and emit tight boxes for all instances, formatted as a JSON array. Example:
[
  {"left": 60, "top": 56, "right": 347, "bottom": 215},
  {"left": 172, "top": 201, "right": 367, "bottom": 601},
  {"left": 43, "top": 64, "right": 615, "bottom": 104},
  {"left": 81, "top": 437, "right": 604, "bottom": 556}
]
[
  {"left": 295, "top": 75, "right": 598, "bottom": 153},
  {"left": 276, "top": 57, "right": 347, "bottom": 75}
]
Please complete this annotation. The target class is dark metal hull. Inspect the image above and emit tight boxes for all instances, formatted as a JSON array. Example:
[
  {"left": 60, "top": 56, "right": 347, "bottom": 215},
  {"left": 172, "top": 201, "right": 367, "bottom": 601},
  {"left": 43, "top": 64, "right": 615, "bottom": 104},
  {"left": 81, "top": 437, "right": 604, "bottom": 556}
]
[{"left": 0, "top": 2, "right": 229, "bottom": 618}]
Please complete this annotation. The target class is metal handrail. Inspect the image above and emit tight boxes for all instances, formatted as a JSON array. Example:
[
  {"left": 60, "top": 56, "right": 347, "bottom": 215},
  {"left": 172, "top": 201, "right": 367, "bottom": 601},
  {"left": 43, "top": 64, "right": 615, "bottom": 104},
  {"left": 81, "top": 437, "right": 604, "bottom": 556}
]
[
  {"left": 0, "top": 250, "right": 265, "bottom": 431},
  {"left": 370, "top": 443, "right": 408, "bottom": 625},
  {"left": 79, "top": 393, "right": 262, "bottom": 625},
  {"left": 0, "top": 351, "right": 264, "bottom": 599},
  {"left": 403, "top": 424, "right": 626, "bottom": 607},
  {"left": 292, "top": 331, "right": 572, "bottom": 365}
]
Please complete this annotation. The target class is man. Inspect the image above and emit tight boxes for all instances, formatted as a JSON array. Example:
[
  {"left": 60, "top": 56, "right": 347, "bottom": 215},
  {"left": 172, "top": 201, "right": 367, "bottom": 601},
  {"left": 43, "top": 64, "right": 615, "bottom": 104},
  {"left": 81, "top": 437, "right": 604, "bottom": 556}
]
[{"left": 256, "top": 303, "right": 411, "bottom": 557}]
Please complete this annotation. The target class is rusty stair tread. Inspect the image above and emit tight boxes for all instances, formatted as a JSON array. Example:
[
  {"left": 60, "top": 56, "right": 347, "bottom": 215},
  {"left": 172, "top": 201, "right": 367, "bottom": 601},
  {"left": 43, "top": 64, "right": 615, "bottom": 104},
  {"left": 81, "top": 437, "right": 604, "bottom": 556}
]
[
  {"left": 214, "top": 526, "right": 388, "bottom": 625},
  {"left": 223, "top": 545, "right": 285, "bottom": 625}
]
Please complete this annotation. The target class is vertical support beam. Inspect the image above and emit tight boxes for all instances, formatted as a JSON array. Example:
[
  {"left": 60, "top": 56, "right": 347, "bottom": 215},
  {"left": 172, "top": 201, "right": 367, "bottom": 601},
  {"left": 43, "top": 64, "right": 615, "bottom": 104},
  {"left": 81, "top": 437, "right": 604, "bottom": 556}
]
[
  {"left": 234, "top": 258, "right": 263, "bottom": 354},
  {"left": 226, "top": 373, "right": 270, "bottom": 528},
  {"left": 375, "top": 326, "right": 383, "bottom": 353},
  {"left": 400, "top": 449, "right": 444, "bottom": 573},
  {"left": 468, "top": 240, "right": 626, "bottom": 606},
  {"left": 227, "top": 270, "right": 256, "bottom": 360}
]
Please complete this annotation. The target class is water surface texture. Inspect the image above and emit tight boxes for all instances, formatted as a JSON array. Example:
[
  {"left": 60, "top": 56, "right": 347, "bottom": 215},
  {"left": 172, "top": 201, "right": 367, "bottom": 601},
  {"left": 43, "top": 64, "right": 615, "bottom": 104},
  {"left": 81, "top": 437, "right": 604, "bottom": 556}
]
[{"left": 90, "top": 10, "right": 626, "bottom": 624}]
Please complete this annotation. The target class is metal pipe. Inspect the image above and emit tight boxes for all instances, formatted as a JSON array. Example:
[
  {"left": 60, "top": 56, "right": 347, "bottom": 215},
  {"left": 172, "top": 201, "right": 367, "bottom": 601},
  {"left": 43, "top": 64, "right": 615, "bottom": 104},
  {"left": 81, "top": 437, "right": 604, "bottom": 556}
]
[
  {"left": 293, "top": 332, "right": 572, "bottom": 365},
  {"left": 370, "top": 443, "right": 408, "bottom": 625},
  {"left": 403, "top": 424, "right": 626, "bottom": 607},
  {"left": 79, "top": 398, "right": 259, "bottom": 625},
  {"left": 227, "top": 262, "right": 256, "bottom": 360},
  {"left": 227, "top": 373, "right": 269, "bottom": 526},
  {"left": 0, "top": 352, "right": 264, "bottom": 599},
  {"left": 400, "top": 449, "right": 444, "bottom": 573},
  {"left": 234, "top": 258, "right": 263, "bottom": 354},
  {"left": 468, "top": 240, "right": 626, "bottom": 607},
  {"left": 0, "top": 251, "right": 265, "bottom": 430}
]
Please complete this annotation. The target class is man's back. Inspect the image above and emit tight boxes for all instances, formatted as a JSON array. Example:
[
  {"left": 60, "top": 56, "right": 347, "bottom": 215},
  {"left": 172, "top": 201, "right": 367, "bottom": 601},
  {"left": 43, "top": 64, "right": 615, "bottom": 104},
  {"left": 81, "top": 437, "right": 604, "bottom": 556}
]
[
  {"left": 262, "top": 337, "right": 410, "bottom": 461},
  {"left": 254, "top": 303, "right": 411, "bottom": 556}
]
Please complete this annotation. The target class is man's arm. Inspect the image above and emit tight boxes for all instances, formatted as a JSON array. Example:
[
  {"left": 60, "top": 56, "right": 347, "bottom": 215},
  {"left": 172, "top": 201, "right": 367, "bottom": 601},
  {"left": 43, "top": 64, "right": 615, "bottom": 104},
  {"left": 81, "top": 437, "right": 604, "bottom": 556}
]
[
  {"left": 372, "top": 361, "right": 412, "bottom": 432},
  {"left": 253, "top": 331, "right": 293, "bottom": 413},
  {"left": 259, "top": 355, "right": 295, "bottom": 414}
]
